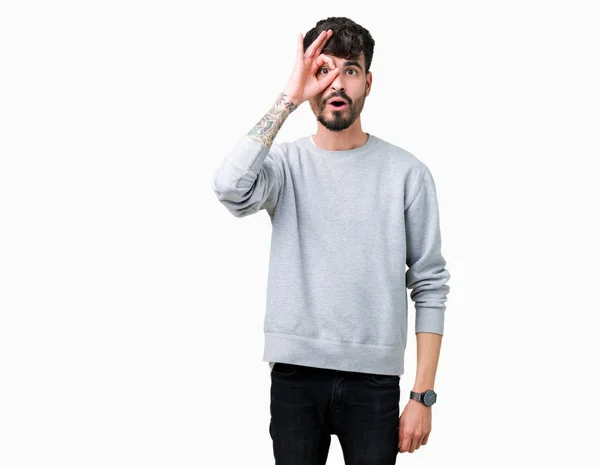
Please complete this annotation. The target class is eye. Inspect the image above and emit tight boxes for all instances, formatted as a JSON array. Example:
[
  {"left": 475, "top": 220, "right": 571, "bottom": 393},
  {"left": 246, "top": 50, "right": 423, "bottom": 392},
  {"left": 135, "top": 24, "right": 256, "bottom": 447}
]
[{"left": 319, "top": 68, "right": 359, "bottom": 75}]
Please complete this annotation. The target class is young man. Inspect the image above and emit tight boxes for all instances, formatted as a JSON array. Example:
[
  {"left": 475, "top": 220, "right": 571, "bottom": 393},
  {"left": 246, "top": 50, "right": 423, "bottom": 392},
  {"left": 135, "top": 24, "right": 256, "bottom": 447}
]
[{"left": 211, "top": 17, "right": 451, "bottom": 464}]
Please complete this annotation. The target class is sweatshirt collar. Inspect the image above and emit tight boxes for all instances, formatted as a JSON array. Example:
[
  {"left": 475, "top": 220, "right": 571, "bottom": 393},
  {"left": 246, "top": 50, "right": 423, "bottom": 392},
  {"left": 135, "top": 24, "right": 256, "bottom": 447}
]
[{"left": 302, "top": 133, "right": 376, "bottom": 156}]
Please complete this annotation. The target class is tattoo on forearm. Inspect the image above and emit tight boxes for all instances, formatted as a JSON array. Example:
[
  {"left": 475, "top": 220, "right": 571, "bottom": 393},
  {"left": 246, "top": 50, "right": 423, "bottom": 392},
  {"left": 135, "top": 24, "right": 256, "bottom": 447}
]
[{"left": 248, "top": 93, "right": 299, "bottom": 148}]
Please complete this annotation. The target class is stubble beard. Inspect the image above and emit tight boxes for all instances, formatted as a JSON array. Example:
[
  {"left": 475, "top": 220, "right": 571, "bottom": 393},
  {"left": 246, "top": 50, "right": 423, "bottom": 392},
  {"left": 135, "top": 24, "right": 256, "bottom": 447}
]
[{"left": 311, "top": 89, "right": 367, "bottom": 132}]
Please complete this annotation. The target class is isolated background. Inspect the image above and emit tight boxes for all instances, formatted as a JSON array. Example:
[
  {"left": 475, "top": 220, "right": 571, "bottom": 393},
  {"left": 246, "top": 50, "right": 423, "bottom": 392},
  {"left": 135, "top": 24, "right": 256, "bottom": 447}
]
[{"left": 1, "top": 1, "right": 599, "bottom": 464}]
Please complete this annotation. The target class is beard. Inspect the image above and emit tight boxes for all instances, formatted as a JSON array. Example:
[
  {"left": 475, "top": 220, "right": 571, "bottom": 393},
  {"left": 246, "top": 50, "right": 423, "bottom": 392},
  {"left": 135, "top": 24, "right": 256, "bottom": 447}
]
[{"left": 311, "top": 89, "right": 367, "bottom": 132}]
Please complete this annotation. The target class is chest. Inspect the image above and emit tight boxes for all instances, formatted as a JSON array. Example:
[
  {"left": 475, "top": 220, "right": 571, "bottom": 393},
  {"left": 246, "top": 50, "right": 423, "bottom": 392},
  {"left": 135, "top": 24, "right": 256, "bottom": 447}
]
[{"left": 284, "top": 154, "right": 407, "bottom": 233}]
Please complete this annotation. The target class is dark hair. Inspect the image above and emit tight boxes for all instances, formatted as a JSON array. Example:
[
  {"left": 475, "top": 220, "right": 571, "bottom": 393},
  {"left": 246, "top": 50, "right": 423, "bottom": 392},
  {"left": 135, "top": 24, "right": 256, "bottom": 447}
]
[{"left": 303, "top": 17, "right": 375, "bottom": 74}]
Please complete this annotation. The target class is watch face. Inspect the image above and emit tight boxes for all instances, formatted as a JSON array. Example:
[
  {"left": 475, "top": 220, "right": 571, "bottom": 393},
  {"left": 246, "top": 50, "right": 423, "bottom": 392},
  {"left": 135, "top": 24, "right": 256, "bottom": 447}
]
[{"left": 423, "top": 390, "right": 437, "bottom": 406}]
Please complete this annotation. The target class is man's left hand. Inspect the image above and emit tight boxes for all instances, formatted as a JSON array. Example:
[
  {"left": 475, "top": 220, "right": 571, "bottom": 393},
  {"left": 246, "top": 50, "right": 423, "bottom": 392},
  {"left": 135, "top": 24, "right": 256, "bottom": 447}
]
[{"left": 398, "top": 399, "right": 432, "bottom": 453}]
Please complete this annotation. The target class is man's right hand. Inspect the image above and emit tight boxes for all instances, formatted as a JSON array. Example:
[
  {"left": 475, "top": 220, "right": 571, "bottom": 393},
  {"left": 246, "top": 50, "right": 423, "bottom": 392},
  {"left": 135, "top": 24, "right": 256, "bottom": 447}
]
[{"left": 283, "top": 29, "right": 340, "bottom": 106}]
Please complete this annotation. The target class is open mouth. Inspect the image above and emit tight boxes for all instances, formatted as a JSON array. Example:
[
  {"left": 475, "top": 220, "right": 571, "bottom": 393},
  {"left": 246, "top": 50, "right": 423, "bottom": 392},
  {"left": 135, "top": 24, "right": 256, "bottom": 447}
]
[{"left": 329, "top": 100, "right": 348, "bottom": 109}]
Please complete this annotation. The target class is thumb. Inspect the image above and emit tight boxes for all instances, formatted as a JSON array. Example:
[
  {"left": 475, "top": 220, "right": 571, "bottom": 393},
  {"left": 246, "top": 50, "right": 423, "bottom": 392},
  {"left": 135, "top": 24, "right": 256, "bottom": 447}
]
[
  {"left": 397, "top": 415, "right": 403, "bottom": 444},
  {"left": 320, "top": 67, "right": 340, "bottom": 92}
]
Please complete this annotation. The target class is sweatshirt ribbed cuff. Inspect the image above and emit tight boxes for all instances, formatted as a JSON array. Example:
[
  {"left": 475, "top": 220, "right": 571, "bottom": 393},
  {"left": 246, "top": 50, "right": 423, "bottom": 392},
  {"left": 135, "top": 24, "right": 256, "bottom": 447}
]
[{"left": 415, "top": 306, "right": 444, "bottom": 335}]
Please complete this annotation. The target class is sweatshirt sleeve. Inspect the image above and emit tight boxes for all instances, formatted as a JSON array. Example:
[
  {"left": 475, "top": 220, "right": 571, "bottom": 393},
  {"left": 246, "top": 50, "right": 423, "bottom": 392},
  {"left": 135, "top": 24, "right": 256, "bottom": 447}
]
[
  {"left": 404, "top": 165, "right": 451, "bottom": 335},
  {"left": 211, "top": 134, "right": 284, "bottom": 217}
]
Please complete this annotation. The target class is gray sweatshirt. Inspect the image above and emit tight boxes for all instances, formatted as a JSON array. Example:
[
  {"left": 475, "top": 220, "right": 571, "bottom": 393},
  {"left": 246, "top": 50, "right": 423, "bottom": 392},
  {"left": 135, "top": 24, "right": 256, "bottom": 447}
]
[{"left": 211, "top": 132, "right": 450, "bottom": 376}]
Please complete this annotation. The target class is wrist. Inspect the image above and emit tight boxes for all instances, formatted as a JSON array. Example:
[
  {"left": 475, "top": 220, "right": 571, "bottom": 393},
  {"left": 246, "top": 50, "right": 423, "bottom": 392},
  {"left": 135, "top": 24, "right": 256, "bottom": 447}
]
[
  {"left": 410, "top": 389, "right": 438, "bottom": 407},
  {"left": 409, "top": 398, "right": 428, "bottom": 406},
  {"left": 280, "top": 89, "right": 302, "bottom": 107},
  {"left": 412, "top": 385, "right": 434, "bottom": 392}
]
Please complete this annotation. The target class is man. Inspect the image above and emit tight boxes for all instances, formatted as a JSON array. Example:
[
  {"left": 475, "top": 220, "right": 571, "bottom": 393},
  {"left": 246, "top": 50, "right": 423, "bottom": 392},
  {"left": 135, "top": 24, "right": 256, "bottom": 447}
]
[{"left": 211, "top": 17, "right": 450, "bottom": 465}]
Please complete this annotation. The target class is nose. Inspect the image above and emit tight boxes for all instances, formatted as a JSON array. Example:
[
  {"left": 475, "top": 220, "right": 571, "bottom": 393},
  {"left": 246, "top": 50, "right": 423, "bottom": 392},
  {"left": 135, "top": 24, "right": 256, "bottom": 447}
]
[{"left": 329, "top": 71, "right": 345, "bottom": 93}]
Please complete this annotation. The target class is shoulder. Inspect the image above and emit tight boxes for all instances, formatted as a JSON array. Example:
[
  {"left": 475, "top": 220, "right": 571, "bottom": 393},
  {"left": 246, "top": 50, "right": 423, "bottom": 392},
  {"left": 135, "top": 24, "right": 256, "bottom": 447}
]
[
  {"left": 265, "top": 136, "right": 305, "bottom": 159},
  {"left": 372, "top": 136, "right": 439, "bottom": 209},
  {"left": 370, "top": 136, "right": 429, "bottom": 187},
  {"left": 268, "top": 136, "right": 310, "bottom": 168},
  {"left": 373, "top": 135, "right": 425, "bottom": 168}
]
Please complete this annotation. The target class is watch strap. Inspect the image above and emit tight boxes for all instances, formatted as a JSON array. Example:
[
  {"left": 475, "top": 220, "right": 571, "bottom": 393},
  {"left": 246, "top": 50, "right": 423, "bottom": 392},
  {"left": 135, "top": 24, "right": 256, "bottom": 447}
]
[
  {"left": 410, "top": 391, "right": 423, "bottom": 402},
  {"left": 410, "top": 389, "right": 436, "bottom": 406}
]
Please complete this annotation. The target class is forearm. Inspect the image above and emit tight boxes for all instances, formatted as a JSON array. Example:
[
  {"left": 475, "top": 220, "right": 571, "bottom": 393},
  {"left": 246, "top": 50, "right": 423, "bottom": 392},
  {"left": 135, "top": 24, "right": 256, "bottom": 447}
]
[
  {"left": 211, "top": 93, "right": 296, "bottom": 217},
  {"left": 247, "top": 91, "right": 300, "bottom": 149},
  {"left": 412, "top": 332, "right": 442, "bottom": 392}
]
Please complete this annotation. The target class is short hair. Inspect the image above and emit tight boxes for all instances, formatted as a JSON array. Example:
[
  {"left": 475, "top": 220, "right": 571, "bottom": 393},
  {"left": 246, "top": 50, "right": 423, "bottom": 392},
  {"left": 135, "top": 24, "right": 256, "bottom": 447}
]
[{"left": 303, "top": 17, "right": 375, "bottom": 74}]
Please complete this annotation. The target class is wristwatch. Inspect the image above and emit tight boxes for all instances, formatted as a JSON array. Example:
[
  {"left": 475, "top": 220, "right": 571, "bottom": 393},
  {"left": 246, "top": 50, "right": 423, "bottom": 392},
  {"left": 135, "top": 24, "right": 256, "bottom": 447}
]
[{"left": 410, "top": 389, "right": 437, "bottom": 407}]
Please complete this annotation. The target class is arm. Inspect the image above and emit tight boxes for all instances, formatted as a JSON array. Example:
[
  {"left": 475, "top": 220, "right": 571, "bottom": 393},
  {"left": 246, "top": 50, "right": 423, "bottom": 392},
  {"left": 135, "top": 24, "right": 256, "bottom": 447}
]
[
  {"left": 210, "top": 92, "right": 299, "bottom": 217},
  {"left": 404, "top": 165, "right": 450, "bottom": 391},
  {"left": 248, "top": 92, "right": 299, "bottom": 149},
  {"left": 399, "top": 165, "right": 450, "bottom": 453},
  {"left": 211, "top": 29, "right": 338, "bottom": 217},
  {"left": 399, "top": 333, "right": 442, "bottom": 454},
  {"left": 412, "top": 332, "right": 441, "bottom": 392}
]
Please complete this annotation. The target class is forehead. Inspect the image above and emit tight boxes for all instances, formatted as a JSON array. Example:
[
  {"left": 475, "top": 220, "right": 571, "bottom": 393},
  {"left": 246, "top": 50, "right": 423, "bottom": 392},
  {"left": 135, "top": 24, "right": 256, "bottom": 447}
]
[{"left": 326, "top": 52, "right": 365, "bottom": 68}]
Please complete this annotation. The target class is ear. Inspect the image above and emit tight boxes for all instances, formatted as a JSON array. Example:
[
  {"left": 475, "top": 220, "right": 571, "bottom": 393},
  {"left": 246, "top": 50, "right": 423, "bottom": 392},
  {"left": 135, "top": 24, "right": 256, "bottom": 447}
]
[{"left": 365, "top": 71, "right": 373, "bottom": 96}]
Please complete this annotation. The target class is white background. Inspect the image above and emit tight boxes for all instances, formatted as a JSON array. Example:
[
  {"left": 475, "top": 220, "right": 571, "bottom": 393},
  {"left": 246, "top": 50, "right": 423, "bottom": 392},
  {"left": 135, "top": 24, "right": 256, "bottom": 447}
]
[{"left": 1, "top": 1, "right": 599, "bottom": 463}]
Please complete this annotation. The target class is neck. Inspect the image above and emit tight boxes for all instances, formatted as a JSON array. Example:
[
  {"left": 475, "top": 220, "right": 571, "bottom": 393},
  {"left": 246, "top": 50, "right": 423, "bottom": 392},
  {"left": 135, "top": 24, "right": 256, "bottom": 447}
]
[{"left": 312, "top": 125, "right": 369, "bottom": 151}]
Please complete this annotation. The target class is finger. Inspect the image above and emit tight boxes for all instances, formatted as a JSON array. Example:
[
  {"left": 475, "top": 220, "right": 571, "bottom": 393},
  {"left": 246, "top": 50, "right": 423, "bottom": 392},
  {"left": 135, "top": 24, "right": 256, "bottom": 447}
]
[
  {"left": 409, "top": 435, "right": 417, "bottom": 453},
  {"left": 321, "top": 54, "right": 336, "bottom": 69},
  {"left": 397, "top": 415, "right": 403, "bottom": 450},
  {"left": 400, "top": 433, "right": 411, "bottom": 453},
  {"left": 316, "top": 67, "right": 339, "bottom": 93},
  {"left": 422, "top": 432, "right": 429, "bottom": 445},
  {"left": 311, "top": 54, "right": 336, "bottom": 74},
  {"left": 311, "top": 54, "right": 326, "bottom": 72},
  {"left": 414, "top": 435, "right": 423, "bottom": 450},
  {"left": 306, "top": 29, "right": 331, "bottom": 57},
  {"left": 324, "top": 67, "right": 340, "bottom": 87},
  {"left": 314, "top": 29, "right": 333, "bottom": 56},
  {"left": 314, "top": 53, "right": 332, "bottom": 67},
  {"left": 297, "top": 33, "right": 304, "bottom": 62},
  {"left": 305, "top": 30, "right": 325, "bottom": 57}
]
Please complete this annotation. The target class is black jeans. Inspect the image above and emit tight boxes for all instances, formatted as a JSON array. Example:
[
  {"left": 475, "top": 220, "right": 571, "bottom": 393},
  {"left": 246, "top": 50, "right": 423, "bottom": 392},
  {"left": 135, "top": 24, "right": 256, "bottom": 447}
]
[{"left": 269, "top": 362, "right": 400, "bottom": 465}]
